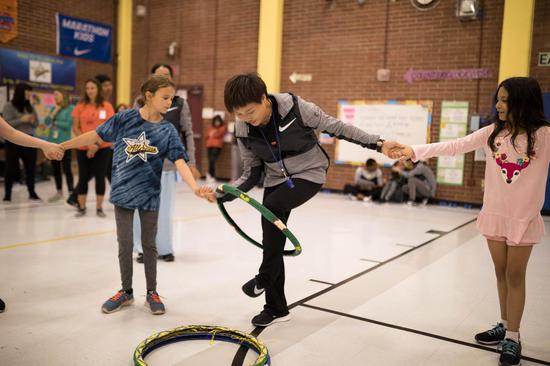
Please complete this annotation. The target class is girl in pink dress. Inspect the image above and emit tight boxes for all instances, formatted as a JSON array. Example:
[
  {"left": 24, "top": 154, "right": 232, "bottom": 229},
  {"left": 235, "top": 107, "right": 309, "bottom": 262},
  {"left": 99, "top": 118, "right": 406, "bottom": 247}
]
[{"left": 399, "top": 77, "right": 549, "bottom": 366}]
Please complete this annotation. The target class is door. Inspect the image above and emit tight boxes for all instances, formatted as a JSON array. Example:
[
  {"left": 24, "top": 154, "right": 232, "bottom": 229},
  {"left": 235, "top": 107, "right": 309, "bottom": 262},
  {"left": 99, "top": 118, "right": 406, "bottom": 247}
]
[{"left": 177, "top": 85, "right": 204, "bottom": 172}]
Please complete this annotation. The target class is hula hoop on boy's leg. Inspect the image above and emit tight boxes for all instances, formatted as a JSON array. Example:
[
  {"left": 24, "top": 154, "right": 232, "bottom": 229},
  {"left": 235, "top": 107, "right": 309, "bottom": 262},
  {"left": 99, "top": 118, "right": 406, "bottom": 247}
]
[
  {"left": 216, "top": 184, "right": 302, "bottom": 256},
  {"left": 133, "top": 325, "right": 270, "bottom": 366}
]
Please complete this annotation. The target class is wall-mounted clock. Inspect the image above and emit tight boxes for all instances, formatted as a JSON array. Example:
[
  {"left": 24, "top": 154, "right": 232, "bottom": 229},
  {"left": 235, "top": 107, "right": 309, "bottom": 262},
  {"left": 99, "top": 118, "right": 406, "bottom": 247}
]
[{"left": 410, "top": 0, "right": 440, "bottom": 11}]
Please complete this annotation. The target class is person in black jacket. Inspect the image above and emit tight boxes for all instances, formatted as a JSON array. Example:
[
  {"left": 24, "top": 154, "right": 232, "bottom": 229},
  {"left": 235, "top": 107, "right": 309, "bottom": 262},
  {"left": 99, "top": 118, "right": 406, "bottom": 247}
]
[{"left": 217, "top": 73, "right": 401, "bottom": 327}]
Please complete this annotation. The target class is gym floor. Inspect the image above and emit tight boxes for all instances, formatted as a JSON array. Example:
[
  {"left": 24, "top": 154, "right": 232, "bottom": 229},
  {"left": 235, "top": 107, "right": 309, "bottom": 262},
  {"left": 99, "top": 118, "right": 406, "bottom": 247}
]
[{"left": 1, "top": 181, "right": 549, "bottom": 366}]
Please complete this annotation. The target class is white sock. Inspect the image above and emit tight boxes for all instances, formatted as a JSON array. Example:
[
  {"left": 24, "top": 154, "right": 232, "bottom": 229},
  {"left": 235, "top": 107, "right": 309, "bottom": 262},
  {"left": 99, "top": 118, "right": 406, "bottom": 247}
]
[
  {"left": 505, "top": 331, "right": 520, "bottom": 342},
  {"left": 501, "top": 319, "right": 508, "bottom": 329}
]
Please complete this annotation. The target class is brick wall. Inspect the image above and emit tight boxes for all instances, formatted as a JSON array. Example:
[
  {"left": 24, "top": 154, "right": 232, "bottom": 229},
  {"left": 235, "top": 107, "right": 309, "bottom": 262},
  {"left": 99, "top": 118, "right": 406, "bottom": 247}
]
[
  {"left": 132, "top": 0, "right": 547, "bottom": 205},
  {"left": 280, "top": 0, "right": 508, "bottom": 204},
  {"left": 1, "top": 0, "right": 116, "bottom": 97},
  {"left": 8, "top": 1, "right": 548, "bottom": 204},
  {"left": 531, "top": 0, "right": 550, "bottom": 87},
  {"left": 131, "top": 0, "right": 259, "bottom": 178}
]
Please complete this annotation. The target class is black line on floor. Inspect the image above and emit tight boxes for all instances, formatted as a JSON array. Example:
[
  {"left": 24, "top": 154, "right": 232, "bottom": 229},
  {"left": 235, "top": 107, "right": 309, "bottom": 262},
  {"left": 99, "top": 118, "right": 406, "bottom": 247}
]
[
  {"left": 426, "top": 229, "right": 447, "bottom": 235},
  {"left": 301, "top": 303, "right": 550, "bottom": 366},
  {"left": 309, "top": 279, "right": 335, "bottom": 286},
  {"left": 231, "top": 218, "right": 477, "bottom": 366},
  {"left": 360, "top": 258, "right": 382, "bottom": 263}
]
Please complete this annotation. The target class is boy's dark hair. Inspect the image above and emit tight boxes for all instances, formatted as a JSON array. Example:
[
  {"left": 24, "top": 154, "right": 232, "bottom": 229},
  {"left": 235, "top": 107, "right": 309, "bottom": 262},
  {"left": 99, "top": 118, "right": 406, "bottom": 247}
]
[
  {"left": 488, "top": 77, "right": 549, "bottom": 158},
  {"left": 95, "top": 74, "right": 111, "bottom": 84},
  {"left": 11, "top": 82, "right": 33, "bottom": 113},
  {"left": 224, "top": 73, "right": 268, "bottom": 112},
  {"left": 151, "top": 63, "right": 174, "bottom": 77},
  {"left": 365, "top": 158, "right": 377, "bottom": 167},
  {"left": 83, "top": 78, "right": 105, "bottom": 107}
]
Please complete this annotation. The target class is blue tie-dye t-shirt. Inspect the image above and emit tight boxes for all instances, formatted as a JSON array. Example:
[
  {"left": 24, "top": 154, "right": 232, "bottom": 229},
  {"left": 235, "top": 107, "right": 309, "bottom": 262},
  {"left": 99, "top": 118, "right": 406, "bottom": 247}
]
[{"left": 96, "top": 108, "right": 188, "bottom": 210}]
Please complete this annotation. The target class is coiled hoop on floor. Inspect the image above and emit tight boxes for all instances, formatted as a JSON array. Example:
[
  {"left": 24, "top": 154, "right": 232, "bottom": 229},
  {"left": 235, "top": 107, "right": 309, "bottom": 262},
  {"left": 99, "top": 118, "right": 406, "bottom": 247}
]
[
  {"left": 216, "top": 184, "right": 302, "bottom": 256},
  {"left": 133, "top": 325, "right": 270, "bottom": 366}
]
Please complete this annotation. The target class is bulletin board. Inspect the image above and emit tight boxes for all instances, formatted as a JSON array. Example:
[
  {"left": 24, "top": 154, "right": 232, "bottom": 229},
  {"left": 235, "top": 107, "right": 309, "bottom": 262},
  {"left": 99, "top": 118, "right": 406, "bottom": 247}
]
[{"left": 335, "top": 100, "right": 432, "bottom": 165}]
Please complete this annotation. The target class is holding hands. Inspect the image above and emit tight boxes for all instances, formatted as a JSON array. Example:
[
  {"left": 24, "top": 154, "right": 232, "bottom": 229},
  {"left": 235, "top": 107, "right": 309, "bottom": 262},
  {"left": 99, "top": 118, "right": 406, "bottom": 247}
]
[
  {"left": 194, "top": 186, "right": 217, "bottom": 203},
  {"left": 41, "top": 141, "right": 65, "bottom": 161},
  {"left": 381, "top": 140, "right": 415, "bottom": 160}
]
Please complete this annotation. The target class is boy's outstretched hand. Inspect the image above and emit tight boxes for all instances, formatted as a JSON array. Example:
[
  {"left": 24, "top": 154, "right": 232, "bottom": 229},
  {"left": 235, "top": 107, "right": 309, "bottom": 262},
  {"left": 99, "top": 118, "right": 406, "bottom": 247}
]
[
  {"left": 195, "top": 186, "right": 217, "bottom": 202},
  {"left": 42, "top": 142, "right": 65, "bottom": 161}
]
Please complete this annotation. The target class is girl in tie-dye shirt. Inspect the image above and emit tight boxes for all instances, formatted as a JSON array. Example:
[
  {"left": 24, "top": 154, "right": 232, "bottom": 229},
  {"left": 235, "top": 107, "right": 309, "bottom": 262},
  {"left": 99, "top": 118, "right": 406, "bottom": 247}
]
[{"left": 62, "top": 75, "right": 214, "bottom": 316}]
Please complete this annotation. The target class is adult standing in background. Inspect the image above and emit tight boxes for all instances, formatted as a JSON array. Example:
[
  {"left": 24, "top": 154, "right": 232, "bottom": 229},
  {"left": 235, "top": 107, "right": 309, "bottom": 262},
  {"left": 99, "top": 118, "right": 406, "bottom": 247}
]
[
  {"left": 71, "top": 78, "right": 114, "bottom": 217},
  {"left": 44, "top": 90, "right": 75, "bottom": 202},
  {"left": 205, "top": 115, "right": 226, "bottom": 182},
  {"left": 95, "top": 74, "right": 113, "bottom": 103},
  {"left": 2, "top": 83, "right": 40, "bottom": 202},
  {"left": 96, "top": 74, "right": 115, "bottom": 184},
  {"left": 134, "top": 63, "right": 200, "bottom": 263}
]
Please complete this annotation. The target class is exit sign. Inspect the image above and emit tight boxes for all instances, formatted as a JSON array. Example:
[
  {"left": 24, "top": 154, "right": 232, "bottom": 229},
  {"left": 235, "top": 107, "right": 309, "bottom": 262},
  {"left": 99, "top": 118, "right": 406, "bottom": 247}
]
[{"left": 539, "top": 52, "right": 550, "bottom": 66}]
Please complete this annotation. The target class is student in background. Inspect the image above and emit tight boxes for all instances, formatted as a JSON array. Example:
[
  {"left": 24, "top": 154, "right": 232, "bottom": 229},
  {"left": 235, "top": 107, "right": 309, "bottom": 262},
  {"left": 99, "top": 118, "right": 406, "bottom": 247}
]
[
  {"left": 205, "top": 115, "right": 226, "bottom": 182},
  {"left": 44, "top": 90, "right": 75, "bottom": 202},
  {"left": 399, "top": 159, "right": 436, "bottom": 205},
  {"left": 343, "top": 158, "right": 383, "bottom": 201},
  {"left": 2, "top": 83, "right": 40, "bottom": 202}
]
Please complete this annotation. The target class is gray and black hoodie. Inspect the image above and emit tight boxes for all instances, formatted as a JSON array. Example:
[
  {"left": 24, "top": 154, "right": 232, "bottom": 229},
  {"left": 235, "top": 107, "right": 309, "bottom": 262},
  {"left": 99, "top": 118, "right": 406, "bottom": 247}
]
[{"left": 231, "top": 93, "right": 381, "bottom": 192}]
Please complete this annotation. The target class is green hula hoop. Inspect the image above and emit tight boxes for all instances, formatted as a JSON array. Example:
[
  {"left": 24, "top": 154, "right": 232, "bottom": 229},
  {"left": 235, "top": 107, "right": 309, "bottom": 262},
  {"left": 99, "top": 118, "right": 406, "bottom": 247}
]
[
  {"left": 133, "top": 325, "right": 270, "bottom": 366},
  {"left": 216, "top": 184, "right": 302, "bottom": 256}
]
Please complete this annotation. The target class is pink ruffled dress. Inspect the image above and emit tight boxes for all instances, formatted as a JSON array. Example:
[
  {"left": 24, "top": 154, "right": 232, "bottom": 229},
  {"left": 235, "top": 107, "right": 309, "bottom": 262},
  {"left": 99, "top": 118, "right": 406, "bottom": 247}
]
[{"left": 412, "top": 124, "right": 550, "bottom": 245}]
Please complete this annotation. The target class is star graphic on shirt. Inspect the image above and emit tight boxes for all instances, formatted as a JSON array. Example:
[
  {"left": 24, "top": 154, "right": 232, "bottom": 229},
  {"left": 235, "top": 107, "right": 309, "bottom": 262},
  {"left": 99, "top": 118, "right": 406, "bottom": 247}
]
[{"left": 122, "top": 131, "right": 159, "bottom": 162}]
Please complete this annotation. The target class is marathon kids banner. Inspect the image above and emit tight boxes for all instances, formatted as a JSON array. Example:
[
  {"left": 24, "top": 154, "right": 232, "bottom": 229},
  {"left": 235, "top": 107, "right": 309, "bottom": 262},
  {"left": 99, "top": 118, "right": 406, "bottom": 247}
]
[{"left": 56, "top": 13, "right": 112, "bottom": 63}]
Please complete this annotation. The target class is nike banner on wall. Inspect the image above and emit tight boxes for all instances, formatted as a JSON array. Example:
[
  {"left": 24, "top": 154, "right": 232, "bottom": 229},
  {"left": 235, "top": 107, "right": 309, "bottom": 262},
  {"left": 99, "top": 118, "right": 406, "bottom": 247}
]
[{"left": 56, "top": 13, "right": 112, "bottom": 63}]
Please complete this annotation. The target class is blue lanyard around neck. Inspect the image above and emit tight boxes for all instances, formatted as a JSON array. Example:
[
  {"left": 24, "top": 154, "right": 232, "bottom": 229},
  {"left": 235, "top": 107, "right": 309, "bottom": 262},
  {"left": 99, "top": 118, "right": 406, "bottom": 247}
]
[{"left": 258, "top": 113, "right": 295, "bottom": 188}]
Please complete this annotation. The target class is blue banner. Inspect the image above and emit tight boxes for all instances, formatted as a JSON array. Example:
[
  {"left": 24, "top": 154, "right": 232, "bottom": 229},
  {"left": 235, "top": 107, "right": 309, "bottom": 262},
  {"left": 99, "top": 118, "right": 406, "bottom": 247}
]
[
  {"left": 0, "top": 47, "right": 76, "bottom": 90},
  {"left": 56, "top": 13, "right": 112, "bottom": 63}
]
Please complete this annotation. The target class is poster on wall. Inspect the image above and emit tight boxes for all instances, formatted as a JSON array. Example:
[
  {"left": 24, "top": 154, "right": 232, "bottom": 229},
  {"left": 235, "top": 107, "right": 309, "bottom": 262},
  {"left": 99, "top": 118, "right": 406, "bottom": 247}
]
[
  {"left": 436, "top": 101, "right": 469, "bottom": 185},
  {"left": 56, "top": 13, "right": 112, "bottom": 63},
  {"left": 30, "top": 91, "right": 56, "bottom": 140},
  {"left": 0, "top": 0, "right": 17, "bottom": 43},
  {"left": 335, "top": 100, "right": 432, "bottom": 166},
  {"left": 0, "top": 47, "right": 76, "bottom": 90}
]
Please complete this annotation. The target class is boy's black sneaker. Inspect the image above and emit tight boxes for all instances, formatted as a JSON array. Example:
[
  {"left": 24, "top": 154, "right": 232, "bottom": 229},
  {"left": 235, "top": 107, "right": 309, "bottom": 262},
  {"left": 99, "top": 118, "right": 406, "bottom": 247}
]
[
  {"left": 475, "top": 323, "right": 506, "bottom": 345},
  {"left": 242, "top": 277, "right": 264, "bottom": 298},
  {"left": 136, "top": 253, "right": 144, "bottom": 263},
  {"left": 498, "top": 338, "right": 521, "bottom": 366},
  {"left": 0, "top": 298, "right": 5, "bottom": 313},
  {"left": 252, "top": 310, "right": 290, "bottom": 327}
]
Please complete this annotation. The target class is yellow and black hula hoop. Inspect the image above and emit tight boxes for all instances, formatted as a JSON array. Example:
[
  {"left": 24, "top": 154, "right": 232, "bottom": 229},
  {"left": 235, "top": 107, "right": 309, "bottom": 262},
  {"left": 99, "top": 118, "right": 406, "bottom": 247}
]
[
  {"left": 133, "top": 325, "right": 270, "bottom": 366},
  {"left": 216, "top": 184, "right": 302, "bottom": 256}
]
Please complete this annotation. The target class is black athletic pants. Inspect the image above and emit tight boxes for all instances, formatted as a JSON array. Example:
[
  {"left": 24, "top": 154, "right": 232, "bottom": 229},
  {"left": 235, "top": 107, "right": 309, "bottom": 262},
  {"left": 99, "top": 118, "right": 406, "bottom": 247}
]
[
  {"left": 257, "top": 178, "right": 322, "bottom": 315},
  {"left": 3, "top": 141, "right": 37, "bottom": 200}
]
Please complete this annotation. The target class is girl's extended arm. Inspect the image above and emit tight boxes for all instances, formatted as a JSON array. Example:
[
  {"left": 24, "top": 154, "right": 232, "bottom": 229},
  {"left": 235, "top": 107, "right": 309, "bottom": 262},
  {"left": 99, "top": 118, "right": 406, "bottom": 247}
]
[
  {"left": 62, "top": 131, "right": 102, "bottom": 150},
  {"left": 174, "top": 159, "right": 215, "bottom": 201},
  {"left": 0, "top": 116, "right": 63, "bottom": 159}
]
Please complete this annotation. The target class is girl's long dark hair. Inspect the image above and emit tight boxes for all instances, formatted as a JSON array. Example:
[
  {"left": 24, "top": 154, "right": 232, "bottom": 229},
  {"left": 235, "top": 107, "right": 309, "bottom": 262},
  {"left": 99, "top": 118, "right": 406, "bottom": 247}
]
[
  {"left": 83, "top": 78, "right": 104, "bottom": 107},
  {"left": 11, "top": 83, "right": 33, "bottom": 113},
  {"left": 488, "top": 77, "right": 549, "bottom": 158}
]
